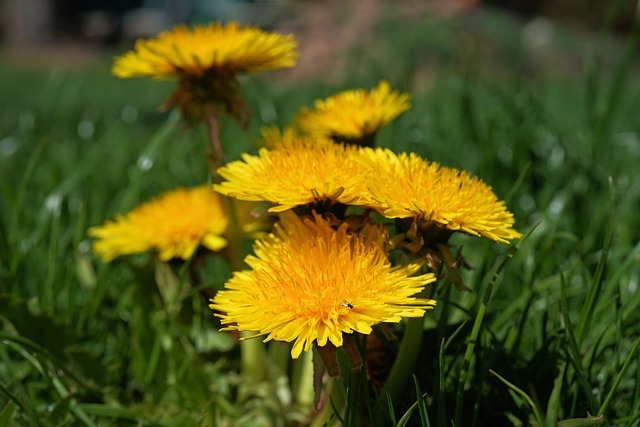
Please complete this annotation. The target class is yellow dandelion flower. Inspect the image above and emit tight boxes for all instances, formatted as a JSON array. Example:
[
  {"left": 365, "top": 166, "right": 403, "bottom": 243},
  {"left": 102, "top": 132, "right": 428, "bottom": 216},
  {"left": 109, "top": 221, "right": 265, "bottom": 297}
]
[
  {"left": 88, "top": 186, "right": 228, "bottom": 261},
  {"left": 113, "top": 22, "right": 297, "bottom": 78},
  {"left": 214, "top": 139, "right": 373, "bottom": 212},
  {"left": 361, "top": 148, "right": 522, "bottom": 243},
  {"left": 257, "top": 125, "right": 299, "bottom": 148},
  {"left": 257, "top": 125, "right": 337, "bottom": 149},
  {"left": 210, "top": 212, "right": 436, "bottom": 358},
  {"left": 295, "top": 80, "right": 411, "bottom": 145},
  {"left": 112, "top": 22, "right": 298, "bottom": 121}
]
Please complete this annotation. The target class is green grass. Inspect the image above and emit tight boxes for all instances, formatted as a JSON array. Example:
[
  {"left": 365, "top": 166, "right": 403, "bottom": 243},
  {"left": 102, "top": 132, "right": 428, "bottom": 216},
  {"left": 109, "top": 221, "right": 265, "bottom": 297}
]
[{"left": 1, "top": 7, "right": 640, "bottom": 426}]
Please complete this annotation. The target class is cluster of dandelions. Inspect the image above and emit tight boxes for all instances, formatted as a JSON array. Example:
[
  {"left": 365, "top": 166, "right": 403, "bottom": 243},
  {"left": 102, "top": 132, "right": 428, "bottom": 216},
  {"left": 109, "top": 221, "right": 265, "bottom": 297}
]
[{"left": 89, "top": 20, "right": 521, "bottom": 407}]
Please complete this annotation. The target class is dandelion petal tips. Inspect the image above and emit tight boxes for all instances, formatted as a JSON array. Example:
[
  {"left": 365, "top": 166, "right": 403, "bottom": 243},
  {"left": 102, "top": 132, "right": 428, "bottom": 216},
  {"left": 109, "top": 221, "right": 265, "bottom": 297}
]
[
  {"left": 88, "top": 186, "right": 228, "bottom": 262},
  {"left": 360, "top": 148, "right": 522, "bottom": 243},
  {"left": 112, "top": 22, "right": 298, "bottom": 79},
  {"left": 210, "top": 212, "right": 436, "bottom": 358}
]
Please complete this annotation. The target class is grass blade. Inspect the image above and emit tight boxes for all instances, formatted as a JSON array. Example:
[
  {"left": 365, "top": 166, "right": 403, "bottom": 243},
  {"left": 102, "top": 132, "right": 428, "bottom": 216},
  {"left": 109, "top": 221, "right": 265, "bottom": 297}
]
[
  {"left": 437, "top": 338, "right": 446, "bottom": 427},
  {"left": 0, "top": 382, "right": 38, "bottom": 427},
  {"left": 454, "top": 223, "right": 537, "bottom": 426},
  {"left": 597, "top": 334, "right": 640, "bottom": 417},
  {"left": 575, "top": 178, "right": 613, "bottom": 346},
  {"left": 396, "top": 398, "right": 420, "bottom": 427},
  {"left": 557, "top": 415, "right": 604, "bottom": 426},
  {"left": 559, "top": 269, "right": 595, "bottom": 411},
  {"left": 385, "top": 390, "right": 396, "bottom": 425},
  {"left": 413, "top": 375, "right": 431, "bottom": 427},
  {"left": 115, "top": 114, "right": 179, "bottom": 212},
  {"left": 546, "top": 362, "right": 567, "bottom": 426},
  {"left": 489, "top": 369, "right": 546, "bottom": 427}
]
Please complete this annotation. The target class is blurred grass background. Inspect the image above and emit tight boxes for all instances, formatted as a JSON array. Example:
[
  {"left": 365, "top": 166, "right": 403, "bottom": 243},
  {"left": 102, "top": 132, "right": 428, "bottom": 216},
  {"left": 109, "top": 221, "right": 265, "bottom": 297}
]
[{"left": 1, "top": 1, "right": 640, "bottom": 426}]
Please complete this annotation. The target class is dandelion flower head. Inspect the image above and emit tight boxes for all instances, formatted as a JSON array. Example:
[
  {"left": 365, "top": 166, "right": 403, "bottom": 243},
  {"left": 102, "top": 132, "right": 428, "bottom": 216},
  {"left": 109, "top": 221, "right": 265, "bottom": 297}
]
[
  {"left": 89, "top": 186, "right": 228, "bottom": 261},
  {"left": 361, "top": 148, "right": 522, "bottom": 243},
  {"left": 112, "top": 22, "right": 298, "bottom": 122},
  {"left": 210, "top": 211, "right": 437, "bottom": 358},
  {"left": 295, "top": 80, "right": 411, "bottom": 144},
  {"left": 214, "top": 139, "right": 373, "bottom": 212},
  {"left": 256, "top": 125, "right": 334, "bottom": 149},
  {"left": 113, "top": 22, "right": 298, "bottom": 79}
]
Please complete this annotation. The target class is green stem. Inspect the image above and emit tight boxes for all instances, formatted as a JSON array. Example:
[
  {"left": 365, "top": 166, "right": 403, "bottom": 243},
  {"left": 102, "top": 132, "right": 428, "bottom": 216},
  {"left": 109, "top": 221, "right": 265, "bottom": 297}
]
[
  {"left": 311, "top": 377, "right": 345, "bottom": 427},
  {"left": 239, "top": 333, "right": 267, "bottom": 384},
  {"left": 222, "top": 197, "right": 245, "bottom": 272},
  {"left": 383, "top": 316, "right": 424, "bottom": 402},
  {"left": 205, "top": 111, "right": 244, "bottom": 272},
  {"left": 205, "top": 111, "right": 264, "bottom": 384},
  {"left": 206, "top": 112, "right": 225, "bottom": 176},
  {"left": 294, "top": 350, "right": 315, "bottom": 409},
  {"left": 383, "top": 267, "right": 439, "bottom": 406}
]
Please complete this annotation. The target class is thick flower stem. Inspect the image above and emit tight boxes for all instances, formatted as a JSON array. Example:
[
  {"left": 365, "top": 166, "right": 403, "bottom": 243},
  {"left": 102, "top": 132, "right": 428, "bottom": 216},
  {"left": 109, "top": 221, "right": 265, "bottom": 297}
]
[
  {"left": 310, "top": 377, "right": 345, "bottom": 427},
  {"left": 206, "top": 112, "right": 225, "bottom": 176},
  {"left": 204, "top": 111, "right": 244, "bottom": 272},
  {"left": 205, "top": 111, "right": 266, "bottom": 383},
  {"left": 382, "top": 257, "right": 443, "bottom": 407},
  {"left": 293, "top": 350, "right": 315, "bottom": 409},
  {"left": 239, "top": 332, "right": 267, "bottom": 382},
  {"left": 382, "top": 315, "right": 424, "bottom": 403}
]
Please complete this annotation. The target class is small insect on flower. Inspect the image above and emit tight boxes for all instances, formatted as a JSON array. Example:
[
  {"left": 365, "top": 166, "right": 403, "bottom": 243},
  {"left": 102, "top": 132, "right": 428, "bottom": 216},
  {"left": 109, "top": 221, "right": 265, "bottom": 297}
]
[{"left": 341, "top": 301, "right": 354, "bottom": 309}]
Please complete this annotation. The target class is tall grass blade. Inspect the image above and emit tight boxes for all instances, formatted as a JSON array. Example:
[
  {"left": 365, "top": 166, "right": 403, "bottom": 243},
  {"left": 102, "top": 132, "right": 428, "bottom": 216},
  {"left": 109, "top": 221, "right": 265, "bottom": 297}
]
[
  {"left": 575, "top": 178, "right": 614, "bottom": 346},
  {"left": 443, "top": 321, "right": 467, "bottom": 353},
  {"left": 437, "top": 338, "right": 446, "bottom": 427},
  {"left": 0, "top": 334, "right": 96, "bottom": 390},
  {"left": 7, "top": 139, "right": 46, "bottom": 276},
  {"left": 0, "top": 382, "right": 37, "bottom": 427},
  {"left": 385, "top": 390, "right": 396, "bottom": 425},
  {"left": 116, "top": 115, "right": 179, "bottom": 212},
  {"left": 453, "top": 224, "right": 537, "bottom": 426},
  {"left": 557, "top": 415, "right": 604, "bottom": 426},
  {"left": 624, "top": 411, "right": 640, "bottom": 427},
  {"left": 396, "top": 398, "right": 420, "bottom": 427},
  {"left": 0, "top": 400, "right": 17, "bottom": 427},
  {"left": 503, "top": 161, "right": 530, "bottom": 205},
  {"left": 77, "top": 404, "right": 154, "bottom": 422},
  {"left": 597, "top": 335, "right": 640, "bottom": 417},
  {"left": 413, "top": 375, "right": 431, "bottom": 427},
  {"left": 489, "top": 369, "right": 546, "bottom": 427},
  {"left": 2, "top": 340, "right": 97, "bottom": 426},
  {"left": 560, "top": 270, "right": 595, "bottom": 411},
  {"left": 546, "top": 362, "right": 567, "bottom": 426}
]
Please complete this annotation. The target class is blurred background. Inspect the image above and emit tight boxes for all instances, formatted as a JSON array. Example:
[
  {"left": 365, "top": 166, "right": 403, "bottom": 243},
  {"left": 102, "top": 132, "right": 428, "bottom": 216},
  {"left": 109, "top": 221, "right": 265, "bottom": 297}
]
[
  {"left": 2, "top": 0, "right": 637, "bottom": 47},
  {"left": 2, "top": 0, "right": 637, "bottom": 68}
]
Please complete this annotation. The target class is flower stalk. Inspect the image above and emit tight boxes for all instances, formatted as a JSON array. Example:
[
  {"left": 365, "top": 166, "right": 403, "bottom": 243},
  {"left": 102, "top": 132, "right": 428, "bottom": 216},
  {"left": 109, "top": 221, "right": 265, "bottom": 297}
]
[
  {"left": 205, "top": 109, "right": 266, "bottom": 384},
  {"left": 206, "top": 110, "right": 225, "bottom": 176}
]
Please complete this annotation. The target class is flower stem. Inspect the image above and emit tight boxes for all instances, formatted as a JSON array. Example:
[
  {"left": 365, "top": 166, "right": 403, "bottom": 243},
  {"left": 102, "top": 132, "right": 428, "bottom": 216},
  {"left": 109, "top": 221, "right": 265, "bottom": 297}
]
[
  {"left": 239, "top": 332, "right": 267, "bottom": 381},
  {"left": 206, "top": 112, "right": 225, "bottom": 176},
  {"left": 205, "top": 111, "right": 266, "bottom": 383},
  {"left": 204, "top": 110, "right": 244, "bottom": 272},
  {"left": 310, "top": 377, "right": 345, "bottom": 427},
  {"left": 382, "top": 315, "right": 424, "bottom": 402},
  {"left": 293, "top": 350, "right": 315, "bottom": 409}
]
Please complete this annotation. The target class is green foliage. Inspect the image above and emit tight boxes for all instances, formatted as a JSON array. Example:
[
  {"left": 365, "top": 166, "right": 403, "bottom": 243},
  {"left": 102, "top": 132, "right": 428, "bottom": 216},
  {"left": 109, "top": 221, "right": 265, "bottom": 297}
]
[{"left": 1, "top": 7, "right": 640, "bottom": 426}]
